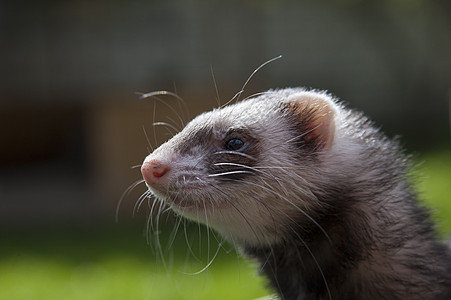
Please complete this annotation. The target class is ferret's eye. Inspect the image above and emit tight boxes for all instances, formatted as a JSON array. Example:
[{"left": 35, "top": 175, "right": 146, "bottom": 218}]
[{"left": 225, "top": 138, "right": 244, "bottom": 151}]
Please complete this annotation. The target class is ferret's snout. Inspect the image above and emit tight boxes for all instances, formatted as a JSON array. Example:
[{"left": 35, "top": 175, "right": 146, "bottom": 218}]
[{"left": 141, "top": 160, "right": 170, "bottom": 185}]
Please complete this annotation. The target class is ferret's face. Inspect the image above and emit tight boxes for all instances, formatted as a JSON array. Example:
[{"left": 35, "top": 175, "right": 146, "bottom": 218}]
[{"left": 141, "top": 90, "right": 336, "bottom": 246}]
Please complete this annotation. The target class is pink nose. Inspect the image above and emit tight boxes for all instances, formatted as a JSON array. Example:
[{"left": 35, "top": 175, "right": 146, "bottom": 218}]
[{"left": 141, "top": 160, "right": 170, "bottom": 185}]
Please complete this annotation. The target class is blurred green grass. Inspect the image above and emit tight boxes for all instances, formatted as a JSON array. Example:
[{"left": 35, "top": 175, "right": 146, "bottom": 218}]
[
  {"left": 1, "top": 148, "right": 450, "bottom": 300},
  {"left": 416, "top": 148, "right": 451, "bottom": 236},
  {"left": 0, "top": 226, "right": 271, "bottom": 300}
]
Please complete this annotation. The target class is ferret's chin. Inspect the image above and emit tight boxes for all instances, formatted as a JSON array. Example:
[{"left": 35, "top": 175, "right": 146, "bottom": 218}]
[
  {"left": 168, "top": 199, "right": 212, "bottom": 217},
  {"left": 171, "top": 205, "right": 283, "bottom": 247},
  {"left": 163, "top": 196, "right": 212, "bottom": 217}
]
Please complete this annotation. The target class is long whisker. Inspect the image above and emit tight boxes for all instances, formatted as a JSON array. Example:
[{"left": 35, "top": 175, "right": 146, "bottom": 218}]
[
  {"left": 152, "top": 121, "right": 179, "bottom": 136},
  {"left": 140, "top": 94, "right": 186, "bottom": 129},
  {"left": 141, "top": 126, "right": 154, "bottom": 154},
  {"left": 139, "top": 90, "right": 190, "bottom": 124},
  {"left": 213, "top": 151, "right": 258, "bottom": 161},
  {"left": 203, "top": 200, "right": 211, "bottom": 272},
  {"left": 213, "top": 161, "right": 317, "bottom": 197},
  {"left": 133, "top": 190, "right": 151, "bottom": 216},
  {"left": 240, "top": 90, "right": 276, "bottom": 102},
  {"left": 213, "top": 162, "right": 284, "bottom": 186},
  {"left": 183, "top": 219, "right": 202, "bottom": 263},
  {"left": 210, "top": 64, "right": 222, "bottom": 108},
  {"left": 154, "top": 199, "right": 169, "bottom": 272},
  {"left": 183, "top": 240, "right": 223, "bottom": 275},
  {"left": 221, "top": 55, "right": 282, "bottom": 108},
  {"left": 147, "top": 195, "right": 159, "bottom": 235},
  {"left": 136, "top": 190, "right": 152, "bottom": 214},
  {"left": 215, "top": 162, "right": 315, "bottom": 172},
  {"left": 145, "top": 196, "right": 161, "bottom": 247},
  {"left": 208, "top": 170, "right": 255, "bottom": 177},
  {"left": 166, "top": 116, "right": 181, "bottom": 131},
  {"left": 152, "top": 101, "right": 158, "bottom": 147},
  {"left": 166, "top": 215, "right": 183, "bottom": 251},
  {"left": 283, "top": 123, "right": 321, "bottom": 145},
  {"left": 116, "top": 179, "right": 146, "bottom": 223}
]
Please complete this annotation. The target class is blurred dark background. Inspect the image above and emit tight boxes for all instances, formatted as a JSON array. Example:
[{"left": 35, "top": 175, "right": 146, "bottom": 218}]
[{"left": 1, "top": 0, "right": 450, "bottom": 229}]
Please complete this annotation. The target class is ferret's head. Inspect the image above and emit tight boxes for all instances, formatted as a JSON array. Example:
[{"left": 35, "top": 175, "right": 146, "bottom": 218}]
[{"left": 141, "top": 89, "right": 338, "bottom": 246}]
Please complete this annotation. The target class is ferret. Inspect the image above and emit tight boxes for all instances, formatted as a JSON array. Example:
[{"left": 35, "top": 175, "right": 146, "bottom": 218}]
[{"left": 140, "top": 88, "right": 451, "bottom": 300}]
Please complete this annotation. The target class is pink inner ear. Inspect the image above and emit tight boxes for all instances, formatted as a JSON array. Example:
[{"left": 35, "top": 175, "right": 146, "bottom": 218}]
[{"left": 287, "top": 94, "right": 336, "bottom": 150}]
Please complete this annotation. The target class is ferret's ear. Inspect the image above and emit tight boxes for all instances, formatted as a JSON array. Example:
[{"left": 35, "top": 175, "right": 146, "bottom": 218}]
[{"left": 285, "top": 93, "right": 336, "bottom": 151}]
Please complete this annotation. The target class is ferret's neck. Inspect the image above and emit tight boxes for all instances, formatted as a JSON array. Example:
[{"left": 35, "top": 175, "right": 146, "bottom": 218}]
[
  {"left": 243, "top": 191, "right": 451, "bottom": 300},
  {"left": 244, "top": 193, "right": 371, "bottom": 300}
]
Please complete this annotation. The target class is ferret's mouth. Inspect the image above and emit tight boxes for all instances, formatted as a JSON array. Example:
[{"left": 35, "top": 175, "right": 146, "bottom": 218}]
[
  {"left": 145, "top": 173, "right": 204, "bottom": 194},
  {"left": 146, "top": 172, "right": 224, "bottom": 212},
  {"left": 161, "top": 189, "right": 228, "bottom": 212}
]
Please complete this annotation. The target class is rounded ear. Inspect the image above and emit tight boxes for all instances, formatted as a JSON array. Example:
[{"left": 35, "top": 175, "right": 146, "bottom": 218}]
[{"left": 285, "top": 93, "right": 336, "bottom": 151}]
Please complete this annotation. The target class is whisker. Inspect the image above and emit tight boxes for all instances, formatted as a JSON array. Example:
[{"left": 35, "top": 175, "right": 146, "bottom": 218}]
[
  {"left": 166, "top": 116, "right": 181, "bottom": 131},
  {"left": 197, "top": 211, "right": 203, "bottom": 257},
  {"left": 162, "top": 206, "right": 174, "bottom": 214},
  {"left": 203, "top": 200, "right": 211, "bottom": 272},
  {"left": 142, "top": 125, "right": 154, "bottom": 153},
  {"left": 152, "top": 101, "right": 158, "bottom": 147},
  {"left": 116, "top": 179, "right": 146, "bottom": 223},
  {"left": 171, "top": 83, "right": 189, "bottom": 123},
  {"left": 213, "top": 162, "right": 282, "bottom": 181},
  {"left": 213, "top": 162, "right": 290, "bottom": 195},
  {"left": 183, "top": 240, "right": 223, "bottom": 275},
  {"left": 210, "top": 64, "right": 222, "bottom": 108},
  {"left": 152, "top": 121, "right": 180, "bottom": 136},
  {"left": 166, "top": 215, "right": 183, "bottom": 251},
  {"left": 145, "top": 201, "right": 155, "bottom": 251},
  {"left": 254, "top": 166, "right": 299, "bottom": 170},
  {"left": 213, "top": 150, "right": 258, "bottom": 161},
  {"left": 154, "top": 200, "right": 169, "bottom": 272},
  {"left": 208, "top": 170, "right": 255, "bottom": 177},
  {"left": 221, "top": 55, "right": 282, "bottom": 108},
  {"left": 141, "top": 94, "right": 186, "bottom": 129},
  {"left": 283, "top": 123, "right": 321, "bottom": 145},
  {"left": 240, "top": 90, "right": 276, "bottom": 102},
  {"left": 215, "top": 162, "right": 316, "bottom": 196},
  {"left": 133, "top": 190, "right": 151, "bottom": 216},
  {"left": 183, "top": 218, "right": 202, "bottom": 263},
  {"left": 147, "top": 195, "right": 159, "bottom": 234},
  {"left": 214, "top": 162, "right": 318, "bottom": 184},
  {"left": 139, "top": 90, "right": 190, "bottom": 126}
]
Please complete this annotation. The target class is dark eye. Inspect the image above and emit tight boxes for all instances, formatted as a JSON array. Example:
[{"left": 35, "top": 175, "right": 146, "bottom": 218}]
[{"left": 225, "top": 138, "right": 244, "bottom": 151}]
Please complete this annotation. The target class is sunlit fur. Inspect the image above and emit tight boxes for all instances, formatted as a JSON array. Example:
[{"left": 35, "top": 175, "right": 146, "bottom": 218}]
[{"left": 141, "top": 88, "right": 451, "bottom": 300}]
